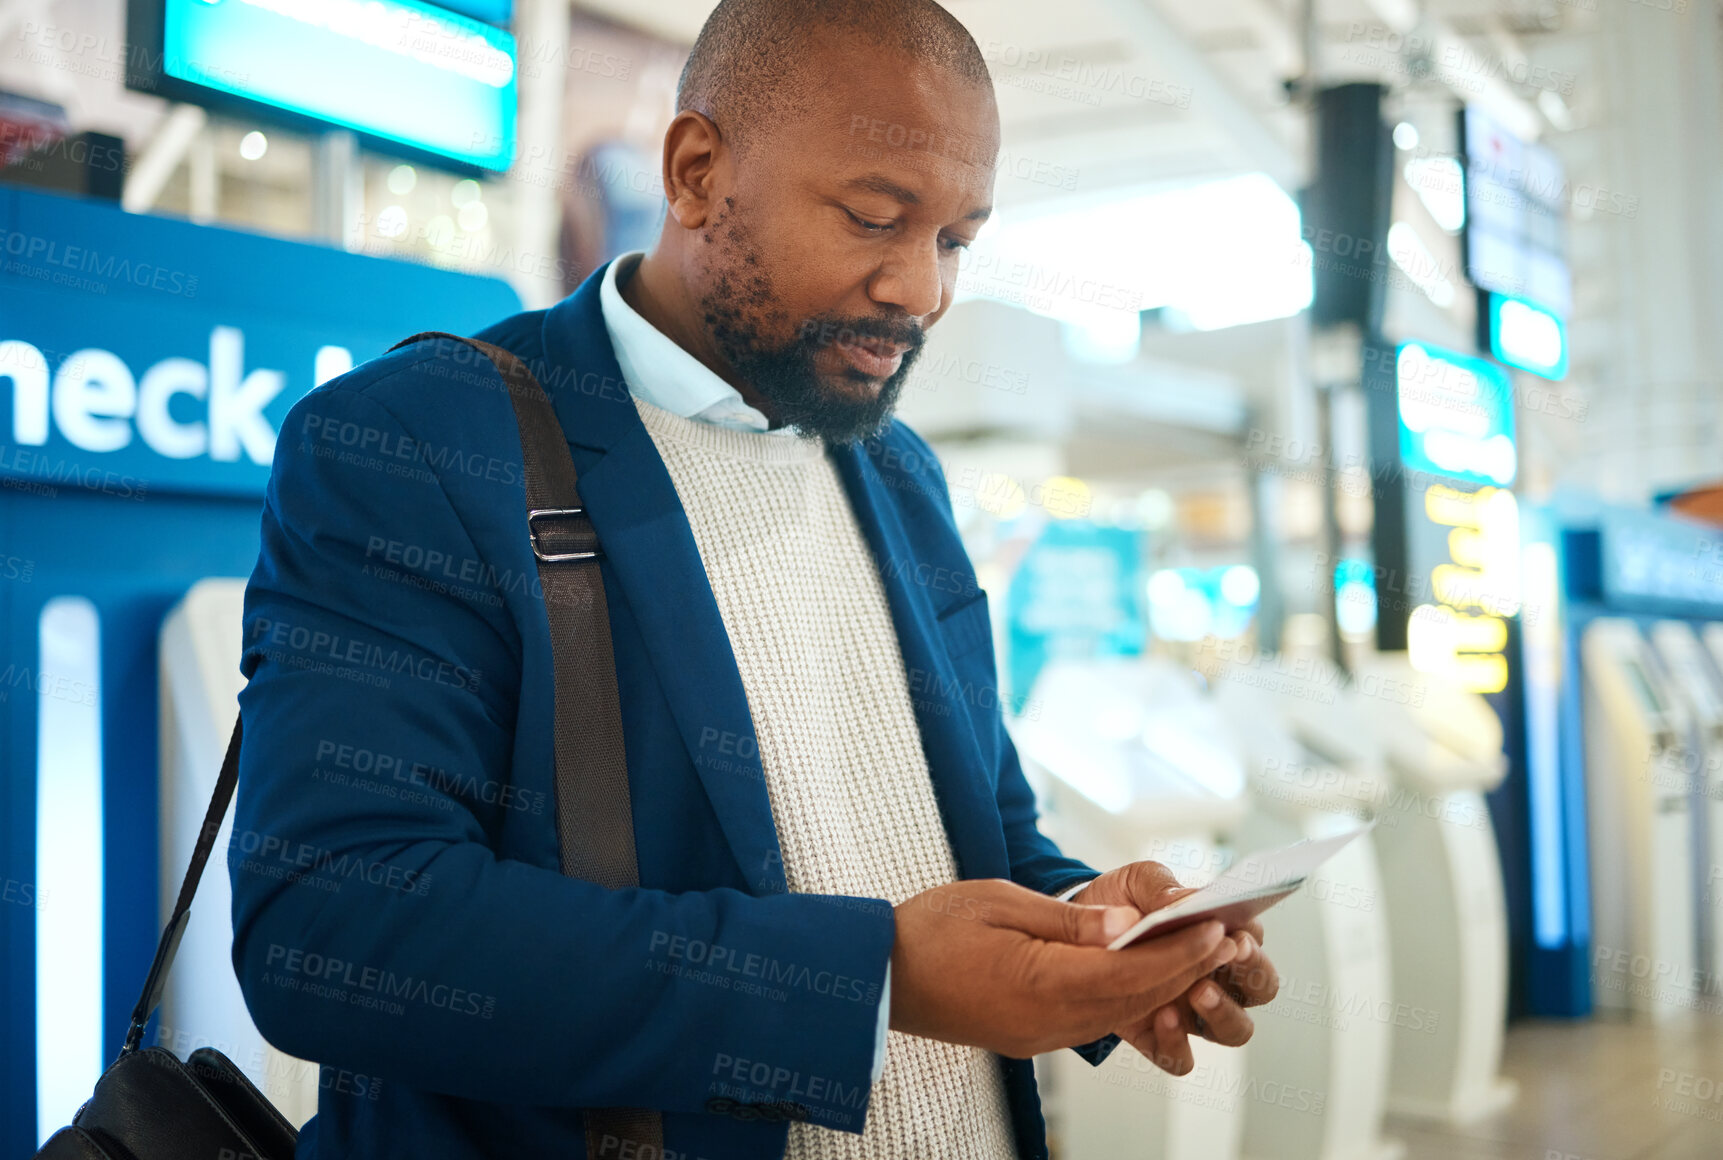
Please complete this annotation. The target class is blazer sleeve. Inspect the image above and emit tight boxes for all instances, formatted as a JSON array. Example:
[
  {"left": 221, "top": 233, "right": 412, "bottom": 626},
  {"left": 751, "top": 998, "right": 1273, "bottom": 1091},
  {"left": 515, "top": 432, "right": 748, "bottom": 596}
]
[{"left": 229, "top": 375, "right": 892, "bottom": 1133}]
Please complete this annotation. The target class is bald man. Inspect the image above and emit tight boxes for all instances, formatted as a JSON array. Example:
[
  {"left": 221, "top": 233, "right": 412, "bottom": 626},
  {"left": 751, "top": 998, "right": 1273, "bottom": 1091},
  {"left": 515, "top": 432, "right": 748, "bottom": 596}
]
[{"left": 230, "top": 1, "right": 1278, "bottom": 1157}]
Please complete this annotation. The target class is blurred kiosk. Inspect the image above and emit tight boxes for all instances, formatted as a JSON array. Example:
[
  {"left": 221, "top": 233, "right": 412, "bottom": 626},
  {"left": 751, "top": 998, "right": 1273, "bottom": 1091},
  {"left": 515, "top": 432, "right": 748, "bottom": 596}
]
[
  {"left": 1, "top": 186, "right": 519, "bottom": 1151},
  {"left": 160, "top": 580, "right": 319, "bottom": 1124},
  {"left": 1648, "top": 622, "right": 1723, "bottom": 977},
  {"left": 1204, "top": 651, "right": 1400, "bottom": 1160},
  {"left": 1350, "top": 656, "right": 1515, "bottom": 1125},
  {"left": 1581, "top": 618, "right": 1698, "bottom": 1015},
  {"left": 1012, "top": 658, "right": 1250, "bottom": 1160}
]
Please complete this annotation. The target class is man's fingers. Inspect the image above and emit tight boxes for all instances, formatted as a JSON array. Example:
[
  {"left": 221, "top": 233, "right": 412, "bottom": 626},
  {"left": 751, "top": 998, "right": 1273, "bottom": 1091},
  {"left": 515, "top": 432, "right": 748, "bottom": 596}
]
[
  {"left": 1102, "top": 921, "right": 1235, "bottom": 1005},
  {"left": 1148, "top": 1004, "right": 1194, "bottom": 1075},
  {"left": 1187, "top": 979, "right": 1255, "bottom": 1047},
  {"left": 1122, "top": 861, "right": 1188, "bottom": 911},
  {"left": 1034, "top": 918, "right": 1230, "bottom": 1006},
  {"left": 1116, "top": 1005, "right": 1193, "bottom": 1077},
  {"left": 982, "top": 880, "right": 1143, "bottom": 948},
  {"left": 1217, "top": 932, "right": 1280, "bottom": 1007}
]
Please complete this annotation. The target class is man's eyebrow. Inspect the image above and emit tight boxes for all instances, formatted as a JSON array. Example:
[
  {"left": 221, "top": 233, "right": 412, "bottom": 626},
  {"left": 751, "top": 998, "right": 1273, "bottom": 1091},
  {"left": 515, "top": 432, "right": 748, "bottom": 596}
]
[
  {"left": 839, "top": 174, "right": 992, "bottom": 223},
  {"left": 840, "top": 174, "right": 921, "bottom": 204}
]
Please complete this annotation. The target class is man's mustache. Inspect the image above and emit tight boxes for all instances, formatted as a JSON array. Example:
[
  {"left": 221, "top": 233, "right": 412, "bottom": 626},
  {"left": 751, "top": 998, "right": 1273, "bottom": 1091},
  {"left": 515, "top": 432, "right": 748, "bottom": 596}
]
[{"left": 795, "top": 316, "right": 926, "bottom": 353}]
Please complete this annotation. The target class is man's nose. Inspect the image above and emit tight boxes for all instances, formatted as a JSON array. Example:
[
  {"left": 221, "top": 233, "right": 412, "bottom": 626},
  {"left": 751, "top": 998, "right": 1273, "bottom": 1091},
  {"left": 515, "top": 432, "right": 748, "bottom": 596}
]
[{"left": 868, "top": 235, "right": 945, "bottom": 320}]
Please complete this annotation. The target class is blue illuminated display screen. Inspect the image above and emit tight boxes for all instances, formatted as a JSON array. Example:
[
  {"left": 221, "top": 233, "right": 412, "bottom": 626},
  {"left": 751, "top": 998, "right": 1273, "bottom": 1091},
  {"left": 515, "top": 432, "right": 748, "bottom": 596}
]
[
  {"left": 1487, "top": 292, "right": 1568, "bottom": 381},
  {"left": 1395, "top": 341, "right": 1518, "bottom": 487},
  {"left": 158, "top": 0, "right": 517, "bottom": 171},
  {"left": 431, "top": 0, "right": 514, "bottom": 23}
]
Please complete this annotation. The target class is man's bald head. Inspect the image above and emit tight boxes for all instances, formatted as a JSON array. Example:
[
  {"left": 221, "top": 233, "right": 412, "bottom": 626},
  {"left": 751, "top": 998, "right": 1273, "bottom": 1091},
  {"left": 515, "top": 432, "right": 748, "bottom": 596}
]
[
  {"left": 676, "top": 0, "right": 993, "bottom": 160},
  {"left": 625, "top": 0, "right": 1000, "bottom": 442}
]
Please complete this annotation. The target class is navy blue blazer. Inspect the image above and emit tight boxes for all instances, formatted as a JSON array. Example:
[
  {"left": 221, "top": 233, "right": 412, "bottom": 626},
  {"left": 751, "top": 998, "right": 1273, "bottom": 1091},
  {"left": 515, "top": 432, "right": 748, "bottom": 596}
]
[{"left": 230, "top": 260, "right": 1107, "bottom": 1159}]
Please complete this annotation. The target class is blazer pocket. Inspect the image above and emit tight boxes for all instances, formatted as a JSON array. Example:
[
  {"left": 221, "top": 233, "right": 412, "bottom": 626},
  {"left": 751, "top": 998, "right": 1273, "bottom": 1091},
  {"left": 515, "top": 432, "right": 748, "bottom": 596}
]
[{"left": 937, "top": 592, "right": 993, "bottom": 663}]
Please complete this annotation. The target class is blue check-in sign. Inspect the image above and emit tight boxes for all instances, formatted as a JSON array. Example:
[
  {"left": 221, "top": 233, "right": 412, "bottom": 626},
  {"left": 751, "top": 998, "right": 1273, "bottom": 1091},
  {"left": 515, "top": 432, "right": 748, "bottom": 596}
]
[{"left": 0, "top": 187, "right": 520, "bottom": 498}]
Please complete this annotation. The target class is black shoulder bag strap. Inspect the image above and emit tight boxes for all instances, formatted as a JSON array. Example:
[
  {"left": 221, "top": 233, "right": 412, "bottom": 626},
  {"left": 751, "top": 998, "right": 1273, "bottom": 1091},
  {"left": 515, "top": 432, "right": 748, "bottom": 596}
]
[
  {"left": 388, "top": 332, "right": 662, "bottom": 1155},
  {"left": 123, "top": 332, "right": 662, "bottom": 1158}
]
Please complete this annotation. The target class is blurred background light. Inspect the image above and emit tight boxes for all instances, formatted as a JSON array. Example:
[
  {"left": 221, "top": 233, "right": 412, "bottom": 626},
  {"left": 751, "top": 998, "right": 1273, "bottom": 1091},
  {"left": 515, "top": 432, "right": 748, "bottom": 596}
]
[{"left": 959, "top": 173, "right": 1312, "bottom": 334}]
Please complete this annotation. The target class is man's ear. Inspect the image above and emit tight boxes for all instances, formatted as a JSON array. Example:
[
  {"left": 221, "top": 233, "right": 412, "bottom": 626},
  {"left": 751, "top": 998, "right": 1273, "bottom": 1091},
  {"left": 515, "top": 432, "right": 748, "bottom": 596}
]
[{"left": 660, "top": 110, "right": 726, "bottom": 232}]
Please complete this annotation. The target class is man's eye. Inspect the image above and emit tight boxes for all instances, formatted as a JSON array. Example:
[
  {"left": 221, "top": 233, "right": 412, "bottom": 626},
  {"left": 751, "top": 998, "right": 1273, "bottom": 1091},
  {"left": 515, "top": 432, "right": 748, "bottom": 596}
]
[
  {"left": 941, "top": 236, "right": 972, "bottom": 252},
  {"left": 846, "top": 209, "right": 891, "bottom": 232}
]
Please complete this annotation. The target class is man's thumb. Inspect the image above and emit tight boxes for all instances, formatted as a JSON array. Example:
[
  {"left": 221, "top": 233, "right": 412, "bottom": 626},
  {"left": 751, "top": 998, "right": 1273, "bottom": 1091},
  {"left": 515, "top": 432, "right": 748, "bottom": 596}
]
[{"left": 1001, "top": 893, "right": 1142, "bottom": 947}]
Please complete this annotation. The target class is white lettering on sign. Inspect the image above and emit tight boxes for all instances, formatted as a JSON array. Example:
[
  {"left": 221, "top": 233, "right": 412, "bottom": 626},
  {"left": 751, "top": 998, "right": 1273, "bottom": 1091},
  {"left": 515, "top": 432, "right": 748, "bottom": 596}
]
[
  {"left": 0, "top": 340, "right": 50, "bottom": 444},
  {"left": 208, "top": 327, "right": 285, "bottom": 463},
  {"left": 53, "top": 349, "right": 136, "bottom": 452},
  {"left": 0, "top": 329, "right": 350, "bottom": 468}
]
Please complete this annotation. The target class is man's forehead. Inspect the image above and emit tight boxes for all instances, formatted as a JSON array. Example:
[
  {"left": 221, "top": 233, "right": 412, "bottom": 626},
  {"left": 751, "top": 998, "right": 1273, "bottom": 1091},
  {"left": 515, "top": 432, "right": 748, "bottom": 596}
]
[
  {"left": 802, "top": 102, "right": 1000, "bottom": 204},
  {"left": 795, "top": 39, "right": 999, "bottom": 160},
  {"left": 828, "top": 108, "right": 998, "bottom": 166}
]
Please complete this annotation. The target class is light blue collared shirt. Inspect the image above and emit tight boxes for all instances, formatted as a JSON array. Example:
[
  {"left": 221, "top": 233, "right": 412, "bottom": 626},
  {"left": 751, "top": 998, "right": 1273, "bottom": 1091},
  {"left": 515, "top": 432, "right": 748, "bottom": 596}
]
[{"left": 599, "top": 251, "right": 799, "bottom": 436}]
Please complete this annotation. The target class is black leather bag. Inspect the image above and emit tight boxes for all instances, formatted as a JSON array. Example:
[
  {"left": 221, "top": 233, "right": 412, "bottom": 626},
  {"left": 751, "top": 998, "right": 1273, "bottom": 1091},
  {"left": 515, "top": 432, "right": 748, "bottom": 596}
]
[{"left": 35, "top": 333, "right": 661, "bottom": 1160}]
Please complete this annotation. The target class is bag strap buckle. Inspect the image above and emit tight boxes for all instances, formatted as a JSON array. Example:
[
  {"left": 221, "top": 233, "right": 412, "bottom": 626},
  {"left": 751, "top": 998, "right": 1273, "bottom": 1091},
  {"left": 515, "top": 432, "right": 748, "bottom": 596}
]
[{"left": 527, "top": 507, "right": 602, "bottom": 563}]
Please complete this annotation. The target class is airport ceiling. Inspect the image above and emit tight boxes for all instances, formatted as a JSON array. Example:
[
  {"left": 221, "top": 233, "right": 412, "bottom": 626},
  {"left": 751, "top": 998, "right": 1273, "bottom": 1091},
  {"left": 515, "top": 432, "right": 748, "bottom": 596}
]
[{"left": 572, "top": 0, "right": 1592, "bottom": 211}]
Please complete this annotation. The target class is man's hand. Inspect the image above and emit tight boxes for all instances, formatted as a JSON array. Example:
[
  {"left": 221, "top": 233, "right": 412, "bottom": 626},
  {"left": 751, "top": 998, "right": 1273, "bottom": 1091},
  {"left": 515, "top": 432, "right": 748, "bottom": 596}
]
[
  {"left": 889, "top": 879, "right": 1241, "bottom": 1059},
  {"left": 1070, "top": 862, "right": 1281, "bottom": 1076}
]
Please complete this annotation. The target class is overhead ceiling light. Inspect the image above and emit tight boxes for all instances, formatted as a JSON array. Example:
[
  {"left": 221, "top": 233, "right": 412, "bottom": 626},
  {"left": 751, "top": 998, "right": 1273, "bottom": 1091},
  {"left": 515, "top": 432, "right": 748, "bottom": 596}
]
[
  {"left": 1393, "top": 121, "right": 1420, "bottom": 151},
  {"left": 239, "top": 131, "right": 268, "bottom": 161}
]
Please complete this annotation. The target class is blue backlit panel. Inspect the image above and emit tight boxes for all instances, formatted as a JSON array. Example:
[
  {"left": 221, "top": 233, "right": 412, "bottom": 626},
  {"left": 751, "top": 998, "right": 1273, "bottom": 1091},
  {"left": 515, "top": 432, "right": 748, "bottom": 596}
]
[
  {"left": 151, "top": 0, "right": 517, "bottom": 171},
  {"left": 1395, "top": 341, "right": 1518, "bottom": 488},
  {"left": 1487, "top": 292, "right": 1568, "bottom": 381}
]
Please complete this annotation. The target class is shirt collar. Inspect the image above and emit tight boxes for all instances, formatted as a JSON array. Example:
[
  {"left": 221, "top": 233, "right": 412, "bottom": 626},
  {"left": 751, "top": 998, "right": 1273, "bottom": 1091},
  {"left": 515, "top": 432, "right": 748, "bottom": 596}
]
[{"left": 599, "top": 250, "right": 789, "bottom": 435}]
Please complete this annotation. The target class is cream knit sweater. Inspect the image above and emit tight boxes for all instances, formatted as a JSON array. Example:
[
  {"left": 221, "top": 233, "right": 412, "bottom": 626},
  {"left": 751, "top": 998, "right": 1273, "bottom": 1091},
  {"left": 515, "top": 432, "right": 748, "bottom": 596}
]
[{"left": 633, "top": 396, "right": 1017, "bottom": 1159}]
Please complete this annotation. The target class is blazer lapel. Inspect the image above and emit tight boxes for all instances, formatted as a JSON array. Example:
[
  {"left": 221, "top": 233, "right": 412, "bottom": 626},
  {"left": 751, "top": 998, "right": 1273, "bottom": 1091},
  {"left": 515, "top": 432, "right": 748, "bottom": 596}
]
[
  {"left": 830, "top": 442, "right": 1012, "bottom": 882},
  {"left": 538, "top": 267, "right": 789, "bottom": 894}
]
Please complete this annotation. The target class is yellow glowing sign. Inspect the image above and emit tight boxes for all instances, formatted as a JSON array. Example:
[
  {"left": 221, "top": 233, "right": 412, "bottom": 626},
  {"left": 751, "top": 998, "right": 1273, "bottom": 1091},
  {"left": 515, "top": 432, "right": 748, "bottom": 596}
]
[{"left": 1408, "top": 484, "right": 1520, "bottom": 693}]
